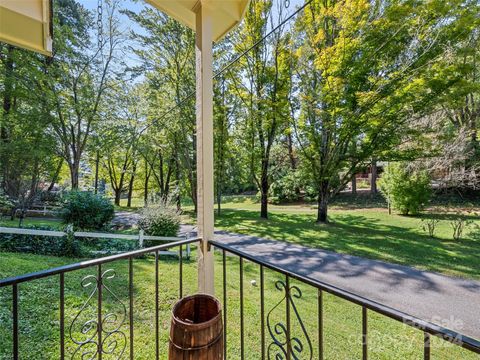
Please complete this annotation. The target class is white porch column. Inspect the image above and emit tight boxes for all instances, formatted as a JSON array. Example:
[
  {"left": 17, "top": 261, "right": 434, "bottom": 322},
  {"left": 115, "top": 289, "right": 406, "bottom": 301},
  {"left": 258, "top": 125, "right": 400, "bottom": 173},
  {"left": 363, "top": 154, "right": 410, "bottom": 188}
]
[{"left": 195, "top": 2, "right": 215, "bottom": 295}]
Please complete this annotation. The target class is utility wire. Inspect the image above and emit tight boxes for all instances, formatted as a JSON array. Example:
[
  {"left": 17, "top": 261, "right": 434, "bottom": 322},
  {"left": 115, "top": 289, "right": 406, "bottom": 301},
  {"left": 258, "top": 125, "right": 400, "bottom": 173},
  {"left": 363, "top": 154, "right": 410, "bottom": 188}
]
[
  {"left": 139, "top": 0, "right": 315, "bottom": 135},
  {"left": 214, "top": 0, "right": 314, "bottom": 78}
]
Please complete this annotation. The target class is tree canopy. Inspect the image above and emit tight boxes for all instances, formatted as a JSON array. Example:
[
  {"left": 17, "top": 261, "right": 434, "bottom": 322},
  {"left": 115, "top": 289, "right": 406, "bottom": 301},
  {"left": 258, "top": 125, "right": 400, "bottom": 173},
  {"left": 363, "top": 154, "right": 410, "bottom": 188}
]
[{"left": 0, "top": 0, "right": 479, "bottom": 222}]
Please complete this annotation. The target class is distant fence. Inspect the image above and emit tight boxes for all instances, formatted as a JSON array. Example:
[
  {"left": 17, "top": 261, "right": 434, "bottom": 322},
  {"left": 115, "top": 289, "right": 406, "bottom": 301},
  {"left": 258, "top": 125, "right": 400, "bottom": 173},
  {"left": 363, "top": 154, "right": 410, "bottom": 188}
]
[{"left": 0, "top": 227, "right": 191, "bottom": 258}]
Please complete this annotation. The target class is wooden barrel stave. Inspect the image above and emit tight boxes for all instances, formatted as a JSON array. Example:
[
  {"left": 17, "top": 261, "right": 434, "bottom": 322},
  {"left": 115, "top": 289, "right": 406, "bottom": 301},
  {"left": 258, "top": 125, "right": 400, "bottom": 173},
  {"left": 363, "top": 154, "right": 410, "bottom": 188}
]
[{"left": 169, "top": 294, "right": 223, "bottom": 360}]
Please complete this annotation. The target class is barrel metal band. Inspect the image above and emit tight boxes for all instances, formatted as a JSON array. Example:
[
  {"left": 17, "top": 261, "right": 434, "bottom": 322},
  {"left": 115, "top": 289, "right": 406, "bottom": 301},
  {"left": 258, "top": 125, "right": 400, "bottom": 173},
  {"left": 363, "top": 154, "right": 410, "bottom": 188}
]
[{"left": 169, "top": 330, "right": 223, "bottom": 351}]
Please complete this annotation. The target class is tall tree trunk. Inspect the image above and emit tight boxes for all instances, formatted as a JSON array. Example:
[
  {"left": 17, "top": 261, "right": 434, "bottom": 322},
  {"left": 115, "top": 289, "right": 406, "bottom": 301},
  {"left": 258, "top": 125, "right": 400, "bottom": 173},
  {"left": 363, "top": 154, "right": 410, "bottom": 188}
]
[
  {"left": 94, "top": 150, "right": 100, "bottom": 194},
  {"left": 116, "top": 172, "right": 126, "bottom": 206},
  {"left": 260, "top": 172, "right": 268, "bottom": 219},
  {"left": 175, "top": 157, "right": 181, "bottom": 211},
  {"left": 216, "top": 151, "right": 223, "bottom": 215},
  {"left": 1, "top": 46, "right": 13, "bottom": 130},
  {"left": 70, "top": 163, "right": 79, "bottom": 190},
  {"left": 143, "top": 177, "right": 149, "bottom": 205},
  {"left": 127, "top": 163, "right": 136, "bottom": 208},
  {"left": 217, "top": 184, "right": 222, "bottom": 216},
  {"left": 47, "top": 159, "right": 63, "bottom": 192},
  {"left": 371, "top": 160, "right": 378, "bottom": 194},
  {"left": 287, "top": 133, "right": 296, "bottom": 170},
  {"left": 351, "top": 174, "right": 357, "bottom": 195},
  {"left": 316, "top": 181, "right": 329, "bottom": 223},
  {"left": 144, "top": 159, "right": 150, "bottom": 206},
  {"left": 112, "top": 168, "right": 126, "bottom": 207},
  {"left": 187, "top": 170, "right": 197, "bottom": 214},
  {"left": 114, "top": 189, "right": 122, "bottom": 206},
  {"left": 192, "top": 187, "right": 198, "bottom": 214},
  {"left": 1, "top": 45, "right": 14, "bottom": 191}
]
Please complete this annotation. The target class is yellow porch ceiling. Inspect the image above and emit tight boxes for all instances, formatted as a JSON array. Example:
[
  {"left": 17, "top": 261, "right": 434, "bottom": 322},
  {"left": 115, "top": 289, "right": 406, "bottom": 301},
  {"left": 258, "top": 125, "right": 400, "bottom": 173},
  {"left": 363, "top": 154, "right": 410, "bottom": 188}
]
[
  {"left": 0, "top": 0, "right": 52, "bottom": 55},
  {"left": 146, "top": 0, "right": 250, "bottom": 41}
]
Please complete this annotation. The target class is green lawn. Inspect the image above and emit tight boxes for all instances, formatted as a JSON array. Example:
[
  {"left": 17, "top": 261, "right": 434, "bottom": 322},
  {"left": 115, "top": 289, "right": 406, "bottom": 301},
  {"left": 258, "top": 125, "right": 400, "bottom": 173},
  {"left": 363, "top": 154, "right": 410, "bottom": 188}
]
[
  {"left": 0, "top": 196, "right": 480, "bottom": 279},
  {"left": 203, "top": 197, "right": 480, "bottom": 280},
  {"left": 0, "top": 251, "right": 476, "bottom": 359},
  {"left": 0, "top": 195, "right": 478, "bottom": 358},
  {"left": 0, "top": 217, "right": 63, "bottom": 229},
  {"left": 2, "top": 194, "right": 480, "bottom": 280}
]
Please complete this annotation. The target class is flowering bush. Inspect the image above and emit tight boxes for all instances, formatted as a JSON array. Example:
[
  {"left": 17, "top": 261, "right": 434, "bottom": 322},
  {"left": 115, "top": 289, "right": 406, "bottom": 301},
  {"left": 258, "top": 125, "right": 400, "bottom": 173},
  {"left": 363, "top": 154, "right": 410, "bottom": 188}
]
[{"left": 138, "top": 199, "right": 180, "bottom": 246}]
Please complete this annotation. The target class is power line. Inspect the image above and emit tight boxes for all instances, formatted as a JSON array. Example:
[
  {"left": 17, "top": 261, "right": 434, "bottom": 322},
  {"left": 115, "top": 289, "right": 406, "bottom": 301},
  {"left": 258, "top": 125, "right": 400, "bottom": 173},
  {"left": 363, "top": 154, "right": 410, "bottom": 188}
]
[
  {"left": 139, "top": 0, "right": 314, "bottom": 135},
  {"left": 215, "top": 0, "right": 313, "bottom": 79}
]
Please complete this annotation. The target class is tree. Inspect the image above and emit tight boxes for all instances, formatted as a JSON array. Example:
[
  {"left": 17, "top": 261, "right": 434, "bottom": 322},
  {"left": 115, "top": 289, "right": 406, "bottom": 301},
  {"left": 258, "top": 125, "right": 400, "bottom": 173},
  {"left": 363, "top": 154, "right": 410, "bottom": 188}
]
[
  {"left": 291, "top": 0, "right": 479, "bottom": 222},
  {"left": 126, "top": 8, "right": 197, "bottom": 210},
  {"left": 42, "top": 0, "right": 122, "bottom": 189},
  {"left": 423, "top": 22, "right": 480, "bottom": 189},
  {"left": 213, "top": 37, "right": 242, "bottom": 214},
  {"left": 231, "top": 0, "right": 291, "bottom": 219},
  {"left": 0, "top": 44, "right": 60, "bottom": 218},
  {"left": 378, "top": 162, "right": 431, "bottom": 215},
  {"left": 214, "top": 76, "right": 230, "bottom": 215},
  {"left": 99, "top": 84, "right": 143, "bottom": 206}
]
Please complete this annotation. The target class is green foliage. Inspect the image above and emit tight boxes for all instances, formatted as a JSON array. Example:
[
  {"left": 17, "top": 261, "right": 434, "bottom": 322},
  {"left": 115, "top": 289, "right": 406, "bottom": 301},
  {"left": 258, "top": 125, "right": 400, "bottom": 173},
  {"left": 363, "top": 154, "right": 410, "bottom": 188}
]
[
  {"left": 379, "top": 163, "right": 431, "bottom": 215},
  {"left": 125, "top": 8, "right": 198, "bottom": 207},
  {"left": 59, "top": 191, "right": 114, "bottom": 230},
  {"left": 0, "top": 193, "right": 13, "bottom": 213},
  {"left": 38, "top": 190, "right": 62, "bottom": 205},
  {"left": 270, "top": 172, "right": 302, "bottom": 204},
  {"left": 138, "top": 199, "right": 181, "bottom": 246},
  {"left": 0, "top": 225, "right": 81, "bottom": 257},
  {"left": 290, "top": 0, "right": 479, "bottom": 222},
  {"left": 2, "top": 0, "right": 480, "bottom": 224}
]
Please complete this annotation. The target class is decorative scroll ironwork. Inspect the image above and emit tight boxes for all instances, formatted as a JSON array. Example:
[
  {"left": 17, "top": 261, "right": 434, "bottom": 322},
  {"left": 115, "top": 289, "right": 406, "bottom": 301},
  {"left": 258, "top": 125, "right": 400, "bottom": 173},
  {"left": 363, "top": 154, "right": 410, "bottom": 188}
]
[
  {"left": 267, "top": 280, "right": 313, "bottom": 360},
  {"left": 70, "top": 269, "right": 127, "bottom": 359}
]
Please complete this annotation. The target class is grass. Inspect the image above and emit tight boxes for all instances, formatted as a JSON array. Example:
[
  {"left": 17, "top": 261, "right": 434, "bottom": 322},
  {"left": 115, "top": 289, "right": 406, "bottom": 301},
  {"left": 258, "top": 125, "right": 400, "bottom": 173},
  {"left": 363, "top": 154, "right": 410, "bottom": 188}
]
[
  {"left": 0, "top": 251, "right": 476, "bottom": 359},
  {"left": 2, "top": 193, "right": 479, "bottom": 279},
  {"left": 0, "top": 194, "right": 478, "bottom": 358},
  {"left": 0, "top": 217, "right": 63, "bottom": 229},
  {"left": 196, "top": 196, "right": 480, "bottom": 280}
]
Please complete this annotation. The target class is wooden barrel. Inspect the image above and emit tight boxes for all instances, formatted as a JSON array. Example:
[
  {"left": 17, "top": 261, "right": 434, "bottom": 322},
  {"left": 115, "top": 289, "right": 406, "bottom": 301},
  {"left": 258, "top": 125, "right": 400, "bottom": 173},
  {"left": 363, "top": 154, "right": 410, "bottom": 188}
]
[{"left": 169, "top": 294, "right": 223, "bottom": 360}]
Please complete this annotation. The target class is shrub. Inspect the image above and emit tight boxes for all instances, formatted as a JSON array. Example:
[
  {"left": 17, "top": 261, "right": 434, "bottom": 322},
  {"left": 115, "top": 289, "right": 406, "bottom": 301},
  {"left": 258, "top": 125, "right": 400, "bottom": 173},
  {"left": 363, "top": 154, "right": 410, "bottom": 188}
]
[
  {"left": 59, "top": 191, "right": 114, "bottom": 230},
  {"left": 138, "top": 199, "right": 180, "bottom": 246},
  {"left": 421, "top": 217, "right": 440, "bottom": 238},
  {"left": 0, "top": 193, "right": 13, "bottom": 215},
  {"left": 450, "top": 213, "right": 473, "bottom": 241},
  {"left": 378, "top": 162, "right": 431, "bottom": 215},
  {"left": 38, "top": 190, "right": 63, "bottom": 205},
  {"left": 270, "top": 172, "right": 302, "bottom": 204},
  {"left": 0, "top": 225, "right": 82, "bottom": 257}
]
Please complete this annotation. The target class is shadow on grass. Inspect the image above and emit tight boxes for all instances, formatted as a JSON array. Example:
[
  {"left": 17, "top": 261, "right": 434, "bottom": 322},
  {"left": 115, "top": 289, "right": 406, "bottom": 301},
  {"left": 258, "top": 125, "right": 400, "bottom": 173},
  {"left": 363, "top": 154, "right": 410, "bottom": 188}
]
[
  {"left": 330, "top": 192, "right": 387, "bottom": 209},
  {"left": 214, "top": 208, "right": 480, "bottom": 280}
]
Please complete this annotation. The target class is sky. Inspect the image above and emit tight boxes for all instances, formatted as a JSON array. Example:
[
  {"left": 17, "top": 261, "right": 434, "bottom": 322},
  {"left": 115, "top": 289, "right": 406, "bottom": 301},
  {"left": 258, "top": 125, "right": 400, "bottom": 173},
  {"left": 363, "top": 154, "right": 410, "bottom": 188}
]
[
  {"left": 79, "top": 0, "right": 306, "bottom": 37},
  {"left": 78, "top": 0, "right": 306, "bottom": 71}
]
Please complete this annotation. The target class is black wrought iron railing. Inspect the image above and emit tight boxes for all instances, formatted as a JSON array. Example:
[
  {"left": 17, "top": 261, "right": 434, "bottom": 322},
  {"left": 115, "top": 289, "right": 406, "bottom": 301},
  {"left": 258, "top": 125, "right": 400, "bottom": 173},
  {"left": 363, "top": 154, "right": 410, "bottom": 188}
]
[
  {"left": 2, "top": 237, "right": 480, "bottom": 359},
  {"left": 0, "top": 237, "right": 200, "bottom": 360},
  {"left": 210, "top": 240, "right": 480, "bottom": 360}
]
